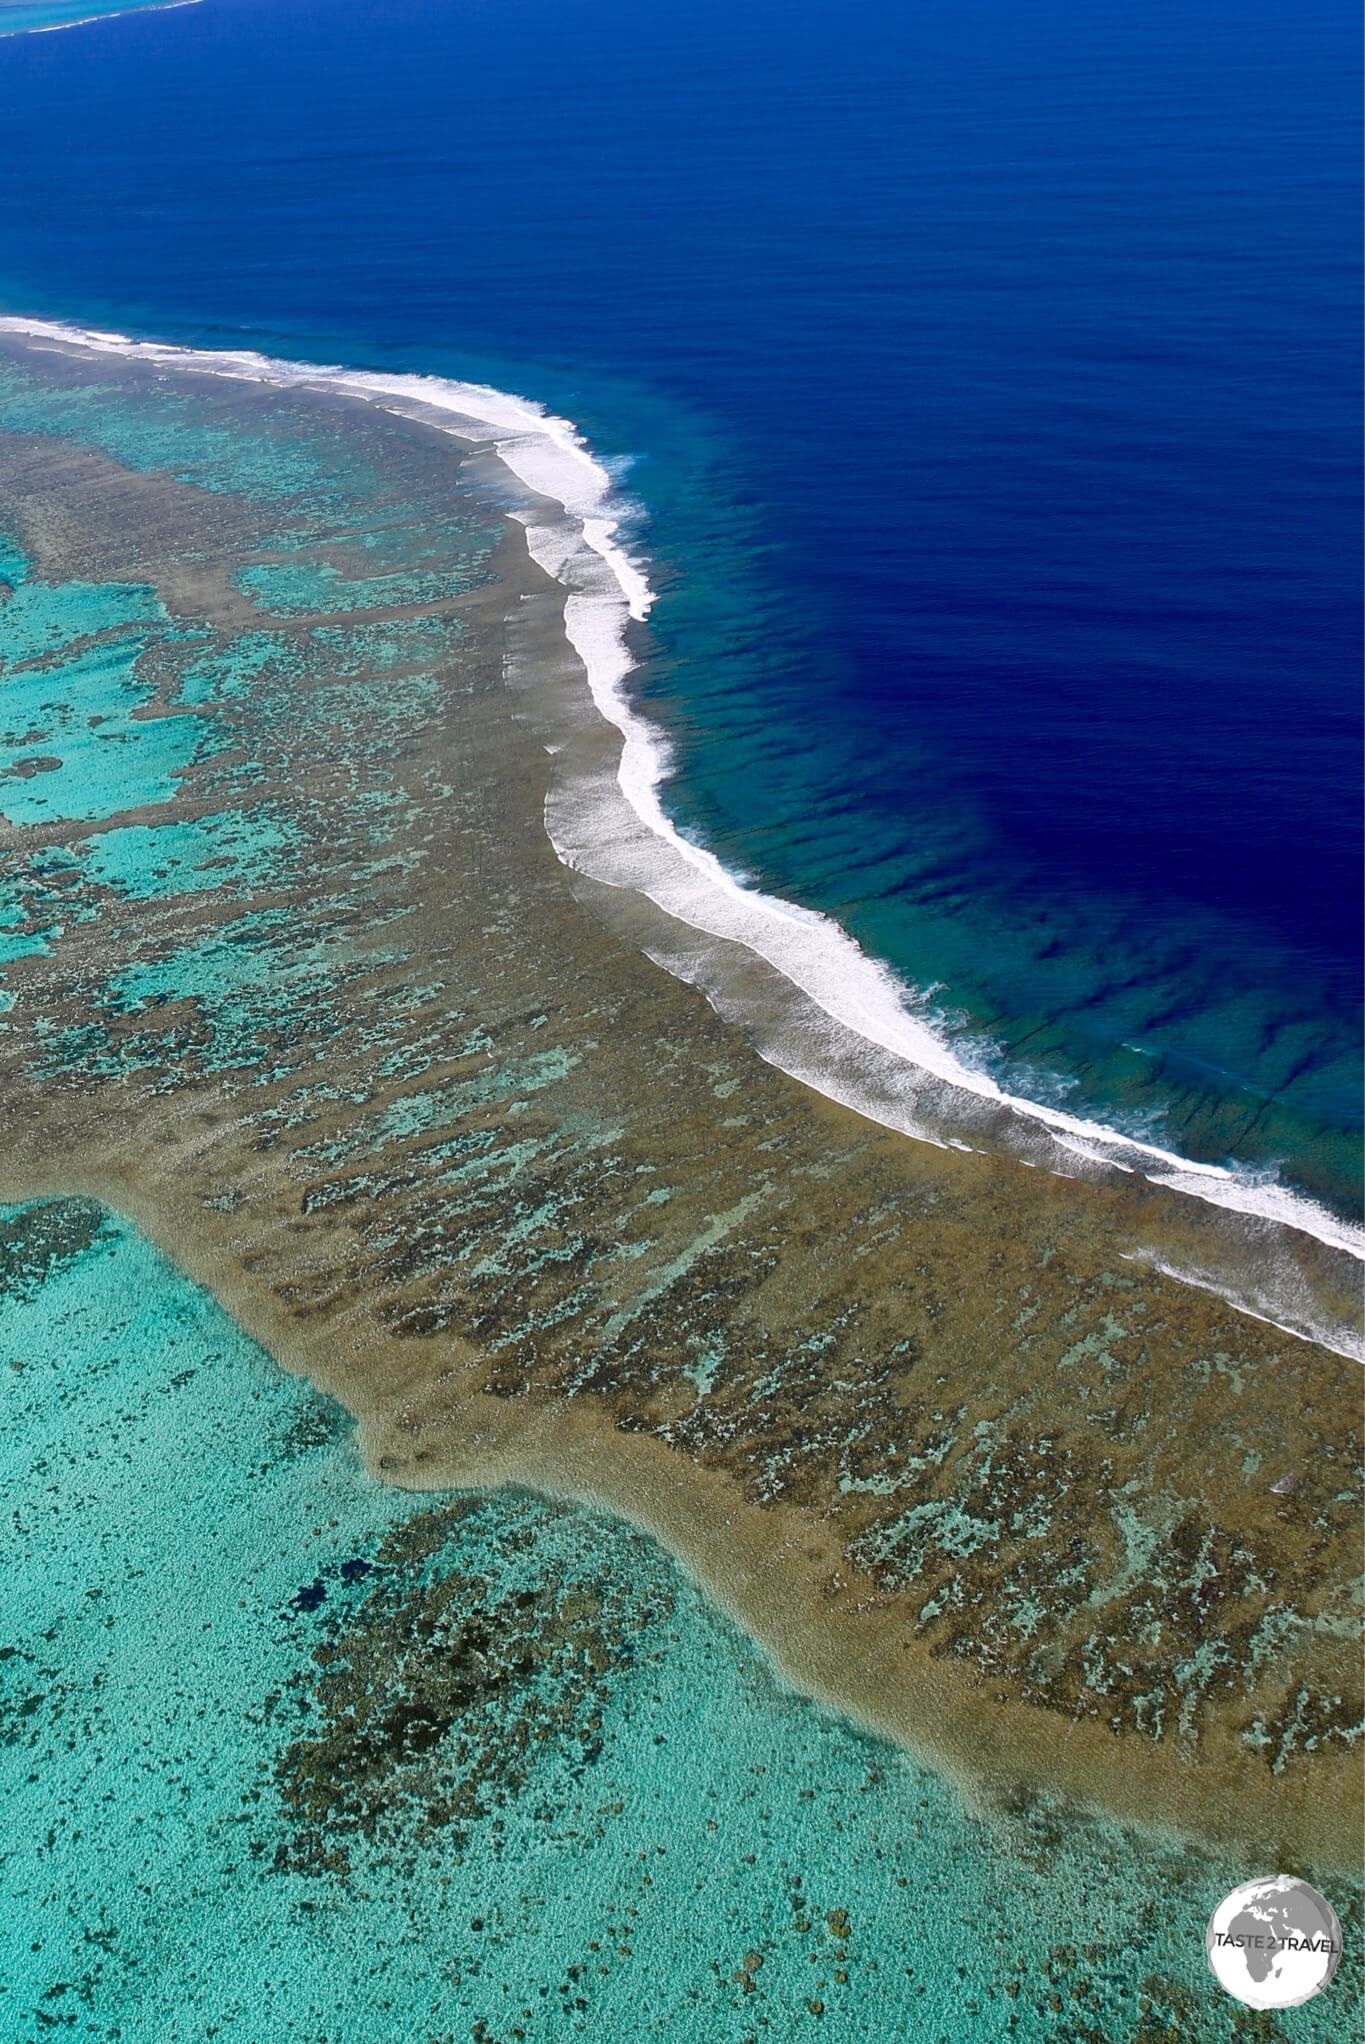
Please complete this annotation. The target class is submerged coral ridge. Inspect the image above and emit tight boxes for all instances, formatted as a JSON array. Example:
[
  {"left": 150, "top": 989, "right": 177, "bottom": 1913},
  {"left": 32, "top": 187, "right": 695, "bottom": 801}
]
[{"left": 0, "top": 334, "right": 1358, "bottom": 1877}]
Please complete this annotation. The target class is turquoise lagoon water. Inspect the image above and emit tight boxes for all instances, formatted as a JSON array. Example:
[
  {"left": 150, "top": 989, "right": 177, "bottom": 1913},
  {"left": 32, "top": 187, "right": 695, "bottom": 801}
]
[
  {"left": 0, "top": 550, "right": 195, "bottom": 828},
  {"left": 2, "top": 1197, "right": 1357, "bottom": 2044}
]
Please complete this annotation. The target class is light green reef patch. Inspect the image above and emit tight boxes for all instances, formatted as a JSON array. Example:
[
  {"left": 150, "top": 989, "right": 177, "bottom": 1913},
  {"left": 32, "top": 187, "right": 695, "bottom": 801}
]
[
  {"left": 85, "top": 909, "right": 400, "bottom": 1073},
  {"left": 74, "top": 806, "right": 297, "bottom": 900},
  {"left": 310, "top": 612, "right": 462, "bottom": 674},
  {"left": 0, "top": 635, "right": 210, "bottom": 825},
  {"left": 0, "top": 569, "right": 162, "bottom": 666},
  {"left": 175, "top": 629, "right": 302, "bottom": 706},
  {"left": 0, "top": 524, "right": 27, "bottom": 583},
  {"left": 235, "top": 554, "right": 487, "bottom": 617},
  {"left": 0, "top": 362, "right": 366, "bottom": 509}
]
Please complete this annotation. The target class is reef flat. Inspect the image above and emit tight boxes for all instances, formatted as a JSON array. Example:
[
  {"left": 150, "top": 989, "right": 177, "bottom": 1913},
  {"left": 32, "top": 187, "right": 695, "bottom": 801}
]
[
  {"left": 0, "top": 331, "right": 1359, "bottom": 1878},
  {"left": 8, "top": 1196, "right": 1359, "bottom": 2042}
]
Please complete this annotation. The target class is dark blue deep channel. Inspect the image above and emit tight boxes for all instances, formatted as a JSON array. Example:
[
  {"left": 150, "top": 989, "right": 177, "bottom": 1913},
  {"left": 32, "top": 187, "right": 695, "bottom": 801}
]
[{"left": 0, "top": 0, "right": 1359, "bottom": 1206}]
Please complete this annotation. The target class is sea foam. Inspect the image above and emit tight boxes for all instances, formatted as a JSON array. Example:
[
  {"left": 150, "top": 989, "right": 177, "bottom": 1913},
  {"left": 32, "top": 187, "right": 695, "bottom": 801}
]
[
  {"left": 0, "top": 0, "right": 202, "bottom": 38},
  {"left": 2, "top": 312, "right": 1359, "bottom": 1357}
]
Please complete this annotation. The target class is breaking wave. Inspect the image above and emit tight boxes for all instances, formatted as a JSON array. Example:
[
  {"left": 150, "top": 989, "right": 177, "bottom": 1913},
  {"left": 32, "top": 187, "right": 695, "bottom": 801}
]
[{"left": 3, "top": 311, "right": 1359, "bottom": 1356}]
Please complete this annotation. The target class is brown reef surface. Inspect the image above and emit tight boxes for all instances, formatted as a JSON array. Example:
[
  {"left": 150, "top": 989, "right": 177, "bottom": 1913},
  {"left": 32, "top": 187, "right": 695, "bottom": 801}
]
[{"left": 0, "top": 334, "right": 1359, "bottom": 1871}]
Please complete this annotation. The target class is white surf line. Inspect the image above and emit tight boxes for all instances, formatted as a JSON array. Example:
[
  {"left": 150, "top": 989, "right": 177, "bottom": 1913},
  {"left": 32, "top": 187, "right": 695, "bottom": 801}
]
[
  {"left": 1118, "top": 1251, "right": 1360, "bottom": 1362},
  {"left": 1, "top": 0, "right": 202, "bottom": 36},
  {"left": 4, "top": 311, "right": 1361, "bottom": 1291}
]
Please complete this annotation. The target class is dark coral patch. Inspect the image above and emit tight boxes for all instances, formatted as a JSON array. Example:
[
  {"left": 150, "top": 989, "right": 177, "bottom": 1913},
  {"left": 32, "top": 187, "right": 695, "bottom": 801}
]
[
  {"left": 0, "top": 1197, "right": 110, "bottom": 1302},
  {"left": 264, "top": 1496, "right": 673, "bottom": 1883}
]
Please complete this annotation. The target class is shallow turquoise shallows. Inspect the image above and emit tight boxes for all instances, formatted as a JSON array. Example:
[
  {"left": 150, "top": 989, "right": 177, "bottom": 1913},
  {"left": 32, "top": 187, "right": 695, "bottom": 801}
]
[
  {"left": 0, "top": 1198, "right": 1354, "bottom": 2044},
  {"left": 0, "top": 530, "right": 206, "bottom": 829}
]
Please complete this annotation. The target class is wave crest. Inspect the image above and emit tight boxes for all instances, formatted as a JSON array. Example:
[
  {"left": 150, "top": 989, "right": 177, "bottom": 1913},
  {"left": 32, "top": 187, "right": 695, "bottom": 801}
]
[{"left": 2, "top": 311, "right": 1359, "bottom": 1358}]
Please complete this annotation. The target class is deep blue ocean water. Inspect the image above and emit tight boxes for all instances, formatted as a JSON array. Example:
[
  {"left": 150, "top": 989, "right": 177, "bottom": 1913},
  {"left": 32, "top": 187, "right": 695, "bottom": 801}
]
[{"left": 0, "top": 0, "right": 1359, "bottom": 1204}]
